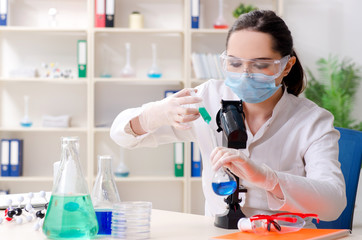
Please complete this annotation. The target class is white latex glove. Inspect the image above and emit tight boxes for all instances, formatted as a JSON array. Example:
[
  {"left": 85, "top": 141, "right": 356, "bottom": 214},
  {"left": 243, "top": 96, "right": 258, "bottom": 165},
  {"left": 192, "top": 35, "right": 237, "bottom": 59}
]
[
  {"left": 210, "top": 147, "right": 278, "bottom": 191},
  {"left": 139, "top": 88, "right": 202, "bottom": 132}
]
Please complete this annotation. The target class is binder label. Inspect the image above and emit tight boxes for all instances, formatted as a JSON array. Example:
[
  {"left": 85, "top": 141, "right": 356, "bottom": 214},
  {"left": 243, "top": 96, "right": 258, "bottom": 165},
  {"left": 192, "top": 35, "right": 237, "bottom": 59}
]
[
  {"left": 175, "top": 143, "right": 183, "bottom": 164},
  {"left": 96, "top": 0, "right": 105, "bottom": 14},
  {"left": 1, "top": 139, "right": 10, "bottom": 176},
  {"left": 191, "top": 0, "right": 199, "bottom": 17},
  {"left": 106, "top": 0, "right": 115, "bottom": 15}
]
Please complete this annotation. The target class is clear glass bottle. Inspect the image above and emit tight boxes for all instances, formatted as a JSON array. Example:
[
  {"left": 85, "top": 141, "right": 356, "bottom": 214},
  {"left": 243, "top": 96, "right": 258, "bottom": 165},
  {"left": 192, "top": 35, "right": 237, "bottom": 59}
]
[
  {"left": 92, "top": 155, "right": 121, "bottom": 235},
  {"left": 43, "top": 137, "right": 98, "bottom": 239}
]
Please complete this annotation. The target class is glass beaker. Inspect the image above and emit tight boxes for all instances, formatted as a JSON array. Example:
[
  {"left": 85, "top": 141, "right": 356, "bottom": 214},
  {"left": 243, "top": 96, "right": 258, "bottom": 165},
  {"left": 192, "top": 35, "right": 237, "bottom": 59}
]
[
  {"left": 92, "top": 155, "right": 121, "bottom": 235},
  {"left": 43, "top": 137, "right": 98, "bottom": 239}
]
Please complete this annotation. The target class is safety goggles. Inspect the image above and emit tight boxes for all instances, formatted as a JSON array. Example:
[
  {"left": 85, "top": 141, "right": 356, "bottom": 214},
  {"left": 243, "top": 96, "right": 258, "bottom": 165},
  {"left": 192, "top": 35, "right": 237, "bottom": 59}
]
[
  {"left": 220, "top": 51, "right": 290, "bottom": 78},
  {"left": 239, "top": 212, "right": 319, "bottom": 234}
]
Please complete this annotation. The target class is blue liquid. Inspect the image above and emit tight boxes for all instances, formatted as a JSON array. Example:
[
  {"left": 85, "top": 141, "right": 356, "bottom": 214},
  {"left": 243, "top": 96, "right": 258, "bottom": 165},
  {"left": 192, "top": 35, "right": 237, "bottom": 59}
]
[
  {"left": 95, "top": 210, "right": 112, "bottom": 235},
  {"left": 114, "top": 172, "right": 129, "bottom": 177},
  {"left": 147, "top": 73, "right": 162, "bottom": 78},
  {"left": 212, "top": 181, "right": 237, "bottom": 196},
  {"left": 20, "top": 122, "right": 32, "bottom": 127},
  {"left": 100, "top": 74, "right": 112, "bottom": 78}
]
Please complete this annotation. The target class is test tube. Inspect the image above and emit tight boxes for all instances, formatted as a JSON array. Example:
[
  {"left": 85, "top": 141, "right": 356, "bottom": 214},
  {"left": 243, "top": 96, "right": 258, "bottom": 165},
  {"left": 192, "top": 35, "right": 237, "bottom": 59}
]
[{"left": 190, "top": 90, "right": 212, "bottom": 124}]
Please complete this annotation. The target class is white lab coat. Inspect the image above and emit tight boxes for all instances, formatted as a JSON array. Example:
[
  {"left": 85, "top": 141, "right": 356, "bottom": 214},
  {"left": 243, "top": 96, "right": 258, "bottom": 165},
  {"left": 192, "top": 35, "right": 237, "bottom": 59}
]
[{"left": 110, "top": 79, "right": 346, "bottom": 224}]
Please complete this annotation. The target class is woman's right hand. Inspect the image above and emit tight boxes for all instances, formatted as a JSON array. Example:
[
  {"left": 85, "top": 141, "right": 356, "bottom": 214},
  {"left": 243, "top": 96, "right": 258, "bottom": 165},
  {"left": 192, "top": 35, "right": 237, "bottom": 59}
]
[{"left": 139, "top": 88, "right": 202, "bottom": 132}]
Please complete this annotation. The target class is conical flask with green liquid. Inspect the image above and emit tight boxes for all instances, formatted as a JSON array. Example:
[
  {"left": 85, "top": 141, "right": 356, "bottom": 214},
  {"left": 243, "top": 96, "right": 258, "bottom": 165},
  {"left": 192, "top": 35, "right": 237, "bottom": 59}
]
[{"left": 43, "top": 136, "right": 98, "bottom": 239}]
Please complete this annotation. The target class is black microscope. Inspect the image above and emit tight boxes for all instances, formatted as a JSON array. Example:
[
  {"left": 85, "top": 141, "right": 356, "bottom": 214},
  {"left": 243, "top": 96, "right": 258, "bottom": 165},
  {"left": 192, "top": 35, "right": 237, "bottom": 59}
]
[{"left": 214, "top": 100, "right": 248, "bottom": 229}]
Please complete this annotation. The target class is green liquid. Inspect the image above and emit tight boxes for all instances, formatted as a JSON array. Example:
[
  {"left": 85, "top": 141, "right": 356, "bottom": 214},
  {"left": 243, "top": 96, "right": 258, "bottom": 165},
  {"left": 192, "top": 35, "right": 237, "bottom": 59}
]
[
  {"left": 199, "top": 107, "right": 211, "bottom": 124},
  {"left": 42, "top": 194, "right": 98, "bottom": 239}
]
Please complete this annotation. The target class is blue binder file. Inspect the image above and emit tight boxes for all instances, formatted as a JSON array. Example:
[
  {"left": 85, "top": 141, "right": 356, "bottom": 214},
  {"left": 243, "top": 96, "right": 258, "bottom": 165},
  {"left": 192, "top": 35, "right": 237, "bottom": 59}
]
[
  {"left": 0, "top": 0, "right": 8, "bottom": 26},
  {"left": 9, "top": 139, "right": 23, "bottom": 177},
  {"left": 1, "top": 139, "right": 10, "bottom": 176},
  {"left": 164, "top": 90, "right": 178, "bottom": 98},
  {"left": 191, "top": 142, "right": 202, "bottom": 177},
  {"left": 191, "top": 0, "right": 200, "bottom": 29}
]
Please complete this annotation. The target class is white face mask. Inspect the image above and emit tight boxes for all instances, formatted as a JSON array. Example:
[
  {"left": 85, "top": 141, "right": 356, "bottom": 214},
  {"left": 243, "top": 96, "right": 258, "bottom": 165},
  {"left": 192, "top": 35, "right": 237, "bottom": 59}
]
[
  {"left": 225, "top": 72, "right": 282, "bottom": 103},
  {"left": 221, "top": 53, "right": 290, "bottom": 103}
]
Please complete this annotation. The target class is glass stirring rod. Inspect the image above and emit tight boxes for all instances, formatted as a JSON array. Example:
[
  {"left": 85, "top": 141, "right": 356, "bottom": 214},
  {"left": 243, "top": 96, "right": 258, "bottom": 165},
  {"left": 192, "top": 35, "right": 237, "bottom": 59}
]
[{"left": 190, "top": 90, "right": 211, "bottom": 124}]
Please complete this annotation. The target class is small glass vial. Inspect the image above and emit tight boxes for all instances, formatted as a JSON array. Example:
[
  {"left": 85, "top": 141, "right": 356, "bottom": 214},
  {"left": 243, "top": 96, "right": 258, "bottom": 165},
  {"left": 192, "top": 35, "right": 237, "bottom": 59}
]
[{"left": 92, "top": 155, "right": 121, "bottom": 235}]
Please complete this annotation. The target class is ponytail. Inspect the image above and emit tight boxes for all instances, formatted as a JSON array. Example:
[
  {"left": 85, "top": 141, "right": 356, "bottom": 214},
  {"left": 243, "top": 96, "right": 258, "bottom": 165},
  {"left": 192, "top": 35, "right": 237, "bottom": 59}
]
[{"left": 283, "top": 50, "right": 306, "bottom": 96}]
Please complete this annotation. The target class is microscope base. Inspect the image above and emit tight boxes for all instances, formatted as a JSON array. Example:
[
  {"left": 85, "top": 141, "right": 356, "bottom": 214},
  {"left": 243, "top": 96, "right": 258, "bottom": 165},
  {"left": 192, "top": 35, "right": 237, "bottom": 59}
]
[{"left": 214, "top": 208, "right": 246, "bottom": 229}]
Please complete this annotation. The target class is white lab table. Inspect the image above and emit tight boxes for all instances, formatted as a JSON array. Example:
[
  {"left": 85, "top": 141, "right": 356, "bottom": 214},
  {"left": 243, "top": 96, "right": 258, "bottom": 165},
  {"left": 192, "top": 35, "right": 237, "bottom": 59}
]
[{"left": 0, "top": 209, "right": 361, "bottom": 239}]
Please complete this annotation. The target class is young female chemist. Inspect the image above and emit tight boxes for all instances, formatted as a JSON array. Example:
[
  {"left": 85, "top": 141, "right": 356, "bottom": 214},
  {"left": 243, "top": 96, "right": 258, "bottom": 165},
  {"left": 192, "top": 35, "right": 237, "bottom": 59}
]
[{"left": 110, "top": 10, "right": 346, "bottom": 227}]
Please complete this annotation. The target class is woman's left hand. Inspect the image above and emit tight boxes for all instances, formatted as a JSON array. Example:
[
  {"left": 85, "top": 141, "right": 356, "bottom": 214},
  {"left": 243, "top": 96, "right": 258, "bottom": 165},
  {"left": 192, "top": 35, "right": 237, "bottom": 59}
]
[{"left": 210, "top": 147, "right": 279, "bottom": 191}]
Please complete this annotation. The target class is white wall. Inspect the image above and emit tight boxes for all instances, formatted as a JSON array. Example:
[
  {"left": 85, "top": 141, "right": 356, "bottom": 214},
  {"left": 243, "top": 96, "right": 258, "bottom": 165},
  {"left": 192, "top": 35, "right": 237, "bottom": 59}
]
[
  {"left": 283, "top": 0, "right": 362, "bottom": 121},
  {"left": 282, "top": 0, "right": 362, "bottom": 230}
]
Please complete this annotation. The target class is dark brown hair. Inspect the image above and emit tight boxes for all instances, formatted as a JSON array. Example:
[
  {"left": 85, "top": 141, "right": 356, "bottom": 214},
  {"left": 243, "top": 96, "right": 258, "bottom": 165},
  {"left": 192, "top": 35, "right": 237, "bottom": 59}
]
[{"left": 226, "top": 10, "right": 305, "bottom": 96}]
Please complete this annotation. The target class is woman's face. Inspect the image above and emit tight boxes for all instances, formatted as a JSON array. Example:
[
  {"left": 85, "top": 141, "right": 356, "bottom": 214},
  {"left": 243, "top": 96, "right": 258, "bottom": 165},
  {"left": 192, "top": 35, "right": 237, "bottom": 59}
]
[{"left": 227, "top": 30, "right": 293, "bottom": 85}]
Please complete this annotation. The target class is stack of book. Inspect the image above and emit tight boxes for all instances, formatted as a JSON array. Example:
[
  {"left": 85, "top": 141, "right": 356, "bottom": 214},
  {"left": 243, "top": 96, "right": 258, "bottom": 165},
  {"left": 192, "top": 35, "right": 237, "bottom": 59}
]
[{"left": 191, "top": 52, "right": 225, "bottom": 80}]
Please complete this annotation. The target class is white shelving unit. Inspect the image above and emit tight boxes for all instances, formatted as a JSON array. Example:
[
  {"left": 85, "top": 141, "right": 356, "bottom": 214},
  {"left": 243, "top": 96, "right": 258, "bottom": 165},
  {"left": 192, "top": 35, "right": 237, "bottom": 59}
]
[{"left": 0, "top": 0, "right": 281, "bottom": 214}]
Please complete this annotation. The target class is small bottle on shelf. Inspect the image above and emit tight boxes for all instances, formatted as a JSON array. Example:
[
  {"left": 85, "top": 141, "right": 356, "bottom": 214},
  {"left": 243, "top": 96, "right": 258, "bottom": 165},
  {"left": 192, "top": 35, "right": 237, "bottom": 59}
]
[{"left": 129, "top": 11, "right": 144, "bottom": 29}]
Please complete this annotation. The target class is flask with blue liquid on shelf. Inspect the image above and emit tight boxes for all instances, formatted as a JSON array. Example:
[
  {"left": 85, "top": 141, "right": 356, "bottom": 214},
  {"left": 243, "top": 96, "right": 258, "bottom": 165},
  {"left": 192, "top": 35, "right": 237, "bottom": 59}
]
[
  {"left": 147, "top": 43, "right": 162, "bottom": 78},
  {"left": 20, "top": 95, "right": 33, "bottom": 127}
]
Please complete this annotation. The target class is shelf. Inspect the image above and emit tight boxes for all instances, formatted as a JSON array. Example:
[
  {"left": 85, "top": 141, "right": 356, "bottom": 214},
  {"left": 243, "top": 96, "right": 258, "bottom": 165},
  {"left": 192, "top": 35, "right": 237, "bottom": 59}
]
[
  {"left": 115, "top": 176, "right": 185, "bottom": 182},
  {"left": 94, "top": 78, "right": 184, "bottom": 86},
  {"left": 94, "top": 127, "right": 110, "bottom": 133},
  {"left": 190, "top": 177, "right": 202, "bottom": 183},
  {"left": 0, "top": 26, "right": 88, "bottom": 33},
  {"left": 94, "top": 28, "right": 184, "bottom": 34},
  {"left": 0, "top": 176, "right": 53, "bottom": 182},
  {"left": 0, "top": 127, "right": 88, "bottom": 133},
  {"left": 0, "top": 78, "right": 88, "bottom": 84},
  {"left": 190, "top": 29, "right": 229, "bottom": 34}
]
